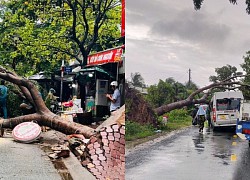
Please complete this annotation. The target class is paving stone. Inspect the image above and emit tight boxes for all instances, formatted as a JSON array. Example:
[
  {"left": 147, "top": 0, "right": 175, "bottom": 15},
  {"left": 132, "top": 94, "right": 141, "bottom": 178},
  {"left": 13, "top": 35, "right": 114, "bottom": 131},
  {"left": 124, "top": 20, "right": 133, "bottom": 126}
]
[
  {"left": 108, "top": 136, "right": 115, "bottom": 141},
  {"left": 106, "top": 127, "right": 113, "bottom": 133},
  {"left": 94, "top": 142, "right": 101, "bottom": 148},
  {"left": 120, "top": 128, "right": 125, "bottom": 135},
  {"left": 114, "top": 133, "right": 120, "bottom": 138}
]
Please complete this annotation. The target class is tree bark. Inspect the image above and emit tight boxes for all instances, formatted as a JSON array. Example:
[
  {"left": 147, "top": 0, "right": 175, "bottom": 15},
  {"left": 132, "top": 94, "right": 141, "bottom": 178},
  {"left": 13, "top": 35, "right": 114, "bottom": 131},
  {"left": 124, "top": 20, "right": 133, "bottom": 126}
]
[{"left": 0, "top": 66, "right": 95, "bottom": 138}]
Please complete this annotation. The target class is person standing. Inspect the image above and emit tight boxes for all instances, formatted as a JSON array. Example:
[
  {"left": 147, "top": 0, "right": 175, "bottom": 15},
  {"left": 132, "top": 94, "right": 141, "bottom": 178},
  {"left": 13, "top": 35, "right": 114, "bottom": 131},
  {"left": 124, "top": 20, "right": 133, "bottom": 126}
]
[
  {"left": 0, "top": 80, "right": 8, "bottom": 119},
  {"left": 191, "top": 105, "right": 199, "bottom": 125},
  {"left": 0, "top": 80, "right": 7, "bottom": 137},
  {"left": 197, "top": 105, "right": 206, "bottom": 132},
  {"left": 45, "top": 88, "right": 58, "bottom": 113},
  {"left": 106, "top": 81, "right": 121, "bottom": 115}
]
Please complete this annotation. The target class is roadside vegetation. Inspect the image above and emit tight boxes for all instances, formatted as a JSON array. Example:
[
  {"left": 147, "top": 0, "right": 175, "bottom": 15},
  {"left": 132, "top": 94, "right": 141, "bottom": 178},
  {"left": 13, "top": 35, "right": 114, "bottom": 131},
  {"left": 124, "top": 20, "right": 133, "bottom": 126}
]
[
  {"left": 126, "top": 62, "right": 250, "bottom": 143},
  {"left": 126, "top": 109, "right": 192, "bottom": 141}
]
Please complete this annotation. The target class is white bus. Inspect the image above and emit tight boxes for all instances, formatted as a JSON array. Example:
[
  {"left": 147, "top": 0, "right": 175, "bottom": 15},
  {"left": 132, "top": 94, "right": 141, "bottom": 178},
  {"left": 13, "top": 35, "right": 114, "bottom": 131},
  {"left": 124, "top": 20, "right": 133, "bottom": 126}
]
[{"left": 210, "top": 91, "right": 243, "bottom": 130}]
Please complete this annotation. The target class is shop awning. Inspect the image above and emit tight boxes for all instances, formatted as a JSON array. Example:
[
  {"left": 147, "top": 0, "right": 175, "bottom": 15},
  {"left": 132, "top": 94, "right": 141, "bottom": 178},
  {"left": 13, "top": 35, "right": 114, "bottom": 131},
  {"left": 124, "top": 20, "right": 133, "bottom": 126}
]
[{"left": 79, "top": 66, "right": 114, "bottom": 78}]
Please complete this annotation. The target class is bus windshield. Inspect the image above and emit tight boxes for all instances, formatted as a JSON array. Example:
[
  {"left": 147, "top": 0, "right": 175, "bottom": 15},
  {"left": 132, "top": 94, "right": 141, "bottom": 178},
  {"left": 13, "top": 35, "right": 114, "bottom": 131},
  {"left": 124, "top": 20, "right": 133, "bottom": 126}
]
[{"left": 216, "top": 98, "right": 240, "bottom": 111}]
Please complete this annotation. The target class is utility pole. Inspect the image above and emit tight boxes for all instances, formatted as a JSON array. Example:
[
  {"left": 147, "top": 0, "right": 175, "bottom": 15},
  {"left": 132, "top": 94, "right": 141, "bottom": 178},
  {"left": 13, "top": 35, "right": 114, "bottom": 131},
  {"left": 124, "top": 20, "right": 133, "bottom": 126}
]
[{"left": 188, "top": 68, "right": 191, "bottom": 87}]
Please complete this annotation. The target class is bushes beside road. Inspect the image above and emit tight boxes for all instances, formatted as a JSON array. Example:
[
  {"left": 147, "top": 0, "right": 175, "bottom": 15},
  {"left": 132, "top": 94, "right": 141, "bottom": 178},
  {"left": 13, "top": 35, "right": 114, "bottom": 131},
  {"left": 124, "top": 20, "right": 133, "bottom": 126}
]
[{"left": 126, "top": 109, "right": 192, "bottom": 141}]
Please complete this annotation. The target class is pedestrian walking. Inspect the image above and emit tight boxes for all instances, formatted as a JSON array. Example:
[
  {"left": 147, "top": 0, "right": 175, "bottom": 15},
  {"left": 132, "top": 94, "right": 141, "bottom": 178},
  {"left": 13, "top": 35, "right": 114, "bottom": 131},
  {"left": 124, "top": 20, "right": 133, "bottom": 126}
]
[
  {"left": 197, "top": 105, "right": 206, "bottom": 132},
  {"left": 106, "top": 81, "right": 121, "bottom": 115},
  {"left": 191, "top": 105, "right": 199, "bottom": 125}
]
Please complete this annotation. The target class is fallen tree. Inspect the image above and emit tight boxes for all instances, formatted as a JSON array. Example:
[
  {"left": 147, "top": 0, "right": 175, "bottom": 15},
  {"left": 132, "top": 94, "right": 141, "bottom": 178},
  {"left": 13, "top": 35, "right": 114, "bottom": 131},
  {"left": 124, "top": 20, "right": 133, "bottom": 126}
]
[
  {"left": 126, "top": 75, "right": 247, "bottom": 124},
  {"left": 125, "top": 84, "right": 158, "bottom": 127},
  {"left": 154, "top": 76, "right": 246, "bottom": 116},
  {"left": 0, "top": 66, "right": 95, "bottom": 138}
]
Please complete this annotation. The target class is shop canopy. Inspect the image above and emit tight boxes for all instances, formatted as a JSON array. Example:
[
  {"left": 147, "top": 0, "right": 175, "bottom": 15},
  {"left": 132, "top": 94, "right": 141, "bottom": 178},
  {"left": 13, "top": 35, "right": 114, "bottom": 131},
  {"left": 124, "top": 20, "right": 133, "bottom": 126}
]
[
  {"left": 78, "top": 66, "right": 114, "bottom": 78},
  {"left": 77, "top": 66, "right": 114, "bottom": 85}
]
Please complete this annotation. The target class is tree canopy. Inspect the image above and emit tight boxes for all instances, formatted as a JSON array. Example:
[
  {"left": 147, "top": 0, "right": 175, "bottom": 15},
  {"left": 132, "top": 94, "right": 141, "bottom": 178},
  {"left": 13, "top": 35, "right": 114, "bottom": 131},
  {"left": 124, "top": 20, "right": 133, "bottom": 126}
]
[
  {"left": 0, "top": 0, "right": 122, "bottom": 76},
  {"left": 130, "top": 72, "right": 146, "bottom": 88},
  {"left": 209, "top": 64, "right": 238, "bottom": 83}
]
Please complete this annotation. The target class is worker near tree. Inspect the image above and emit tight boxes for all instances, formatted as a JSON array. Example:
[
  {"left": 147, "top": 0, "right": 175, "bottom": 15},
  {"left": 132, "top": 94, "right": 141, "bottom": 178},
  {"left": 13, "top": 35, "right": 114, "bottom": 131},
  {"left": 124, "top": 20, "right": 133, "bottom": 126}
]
[
  {"left": 0, "top": 80, "right": 8, "bottom": 119},
  {"left": 0, "top": 80, "right": 7, "bottom": 137},
  {"left": 106, "top": 81, "right": 121, "bottom": 115},
  {"left": 45, "top": 88, "right": 58, "bottom": 112}
]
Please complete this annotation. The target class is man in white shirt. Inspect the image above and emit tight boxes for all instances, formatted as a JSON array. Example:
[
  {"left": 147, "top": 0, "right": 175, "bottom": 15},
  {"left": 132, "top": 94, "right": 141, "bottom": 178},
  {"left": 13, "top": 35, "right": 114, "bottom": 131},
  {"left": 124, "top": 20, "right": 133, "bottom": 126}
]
[{"left": 106, "top": 81, "right": 120, "bottom": 115}]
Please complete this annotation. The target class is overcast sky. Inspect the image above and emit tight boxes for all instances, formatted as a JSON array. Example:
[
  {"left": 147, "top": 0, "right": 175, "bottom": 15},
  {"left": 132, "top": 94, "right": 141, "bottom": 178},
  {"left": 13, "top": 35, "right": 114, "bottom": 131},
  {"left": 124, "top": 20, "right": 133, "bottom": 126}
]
[{"left": 126, "top": 0, "right": 250, "bottom": 87}]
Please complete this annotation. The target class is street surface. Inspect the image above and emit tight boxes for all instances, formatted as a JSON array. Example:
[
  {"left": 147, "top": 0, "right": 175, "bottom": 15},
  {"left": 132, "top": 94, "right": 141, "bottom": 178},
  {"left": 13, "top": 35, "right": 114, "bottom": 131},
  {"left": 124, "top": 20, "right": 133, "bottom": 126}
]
[
  {"left": 126, "top": 126, "right": 250, "bottom": 180},
  {"left": 0, "top": 132, "right": 62, "bottom": 180}
]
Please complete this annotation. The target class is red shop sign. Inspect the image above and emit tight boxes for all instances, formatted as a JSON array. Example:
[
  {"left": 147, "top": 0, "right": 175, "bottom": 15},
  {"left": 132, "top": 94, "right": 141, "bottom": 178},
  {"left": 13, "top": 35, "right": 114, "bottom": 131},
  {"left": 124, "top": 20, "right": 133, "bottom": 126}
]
[{"left": 87, "top": 48, "right": 123, "bottom": 66}]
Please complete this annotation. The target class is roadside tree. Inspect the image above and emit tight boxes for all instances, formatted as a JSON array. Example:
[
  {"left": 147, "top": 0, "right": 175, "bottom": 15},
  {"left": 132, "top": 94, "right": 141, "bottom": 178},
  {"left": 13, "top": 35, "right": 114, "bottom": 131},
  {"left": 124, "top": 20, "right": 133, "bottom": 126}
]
[
  {"left": 0, "top": 0, "right": 121, "bottom": 76},
  {"left": 130, "top": 72, "right": 146, "bottom": 88}
]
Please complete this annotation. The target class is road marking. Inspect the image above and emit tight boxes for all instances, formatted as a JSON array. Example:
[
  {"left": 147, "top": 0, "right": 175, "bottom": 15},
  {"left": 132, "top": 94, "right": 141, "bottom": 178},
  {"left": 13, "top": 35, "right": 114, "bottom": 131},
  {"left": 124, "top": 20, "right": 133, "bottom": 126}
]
[
  {"left": 231, "top": 154, "right": 237, "bottom": 161},
  {"left": 232, "top": 142, "right": 237, "bottom": 146},
  {"left": 233, "top": 135, "right": 238, "bottom": 138}
]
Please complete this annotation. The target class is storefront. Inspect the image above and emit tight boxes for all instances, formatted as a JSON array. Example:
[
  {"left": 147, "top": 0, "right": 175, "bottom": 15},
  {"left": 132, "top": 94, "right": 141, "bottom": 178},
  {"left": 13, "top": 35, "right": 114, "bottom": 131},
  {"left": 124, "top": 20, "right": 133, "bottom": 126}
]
[{"left": 76, "top": 46, "right": 125, "bottom": 118}]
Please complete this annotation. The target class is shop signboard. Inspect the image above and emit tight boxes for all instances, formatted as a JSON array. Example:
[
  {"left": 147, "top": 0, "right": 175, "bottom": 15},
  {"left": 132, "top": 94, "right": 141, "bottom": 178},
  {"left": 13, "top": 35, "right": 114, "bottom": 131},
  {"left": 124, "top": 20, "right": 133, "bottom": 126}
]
[
  {"left": 64, "top": 66, "right": 72, "bottom": 73},
  {"left": 87, "top": 47, "right": 123, "bottom": 66}
]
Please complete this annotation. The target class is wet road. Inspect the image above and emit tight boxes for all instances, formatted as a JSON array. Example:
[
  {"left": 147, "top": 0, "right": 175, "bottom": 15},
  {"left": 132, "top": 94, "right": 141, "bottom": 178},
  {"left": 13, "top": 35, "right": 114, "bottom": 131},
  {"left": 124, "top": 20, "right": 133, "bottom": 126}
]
[
  {"left": 126, "top": 126, "right": 250, "bottom": 180},
  {"left": 0, "top": 134, "right": 61, "bottom": 180}
]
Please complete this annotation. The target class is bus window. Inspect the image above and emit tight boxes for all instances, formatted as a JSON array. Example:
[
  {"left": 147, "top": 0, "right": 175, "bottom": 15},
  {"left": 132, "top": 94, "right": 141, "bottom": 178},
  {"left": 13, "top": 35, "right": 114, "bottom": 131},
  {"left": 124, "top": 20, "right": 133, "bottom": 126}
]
[{"left": 216, "top": 98, "right": 240, "bottom": 111}]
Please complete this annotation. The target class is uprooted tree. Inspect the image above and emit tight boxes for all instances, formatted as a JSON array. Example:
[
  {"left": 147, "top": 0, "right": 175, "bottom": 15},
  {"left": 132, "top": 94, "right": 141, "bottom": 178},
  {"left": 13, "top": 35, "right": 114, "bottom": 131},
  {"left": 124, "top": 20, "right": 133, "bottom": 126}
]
[
  {"left": 0, "top": 66, "right": 95, "bottom": 138},
  {"left": 126, "top": 75, "right": 247, "bottom": 125},
  {"left": 154, "top": 75, "right": 246, "bottom": 116}
]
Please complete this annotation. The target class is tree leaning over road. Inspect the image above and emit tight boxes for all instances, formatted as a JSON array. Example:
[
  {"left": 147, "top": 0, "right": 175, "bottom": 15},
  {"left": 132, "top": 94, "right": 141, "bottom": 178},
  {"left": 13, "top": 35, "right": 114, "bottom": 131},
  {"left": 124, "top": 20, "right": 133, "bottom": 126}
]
[
  {"left": 0, "top": 66, "right": 95, "bottom": 138},
  {"left": 154, "top": 75, "right": 246, "bottom": 116}
]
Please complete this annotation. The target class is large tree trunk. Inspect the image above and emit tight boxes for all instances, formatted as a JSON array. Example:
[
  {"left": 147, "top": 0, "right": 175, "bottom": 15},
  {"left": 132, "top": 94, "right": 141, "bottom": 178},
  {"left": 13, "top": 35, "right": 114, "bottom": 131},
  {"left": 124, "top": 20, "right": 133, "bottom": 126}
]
[
  {"left": 0, "top": 66, "right": 95, "bottom": 138},
  {"left": 154, "top": 78, "right": 243, "bottom": 116}
]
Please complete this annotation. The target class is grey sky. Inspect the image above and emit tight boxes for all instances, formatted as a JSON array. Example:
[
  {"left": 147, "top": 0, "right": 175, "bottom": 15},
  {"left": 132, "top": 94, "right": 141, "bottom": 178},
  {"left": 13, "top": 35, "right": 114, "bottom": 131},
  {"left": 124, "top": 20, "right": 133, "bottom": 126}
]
[{"left": 126, "top": 0, "right": 250, "bottom": 87}]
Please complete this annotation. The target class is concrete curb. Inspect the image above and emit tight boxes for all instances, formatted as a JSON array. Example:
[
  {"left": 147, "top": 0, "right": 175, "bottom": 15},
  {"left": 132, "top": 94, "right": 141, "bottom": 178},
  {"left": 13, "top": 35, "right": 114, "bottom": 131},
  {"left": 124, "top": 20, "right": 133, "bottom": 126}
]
[{"left": 39, "top": 130, "right": 96, "bottom": 180}]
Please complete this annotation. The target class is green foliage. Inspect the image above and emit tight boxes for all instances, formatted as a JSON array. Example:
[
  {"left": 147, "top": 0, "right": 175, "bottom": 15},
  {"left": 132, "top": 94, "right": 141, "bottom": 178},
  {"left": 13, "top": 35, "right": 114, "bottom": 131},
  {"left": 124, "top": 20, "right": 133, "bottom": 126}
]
[
  {"left": 126, "top": 109, "right": 192, "bottom": 141},
  {"left": 241, "top": 51, "right": 250, "bottom": 99},
  {"left": 166, "top": 109, "right": 190, "bottom": 121},
  {"left": 209, "top": 64, "right": 237, "bottom": 83},
  {"left": 146, "top": 78, "right": 199, "bottom": 108},
  {"left": 146, "top": 79, "right": 174, "bottom": 108},
  {"left": 0, "top": 0, "right": 121, "bottom": 75},
  {"left": 193, "top": 0, "right": 250, "bottom": 14},
  {"left": 158, "top": 109, "right": 192, "bottom": 131},
  {"left": 6, "top": 85, "right": 23, "bottom": 117},
  {"left": 130, "top": 72, "right": 145, "bottom": 88},
  {"left": 125, "top": 121, "right": 155, "bottom": 141}
]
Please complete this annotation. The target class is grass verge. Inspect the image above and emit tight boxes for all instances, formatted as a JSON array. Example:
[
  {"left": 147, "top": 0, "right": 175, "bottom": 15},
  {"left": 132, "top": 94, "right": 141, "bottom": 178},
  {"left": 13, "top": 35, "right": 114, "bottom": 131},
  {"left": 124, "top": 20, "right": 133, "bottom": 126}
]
[{"left": 126, "top": 109, "right": 192, "bottom": 148}]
